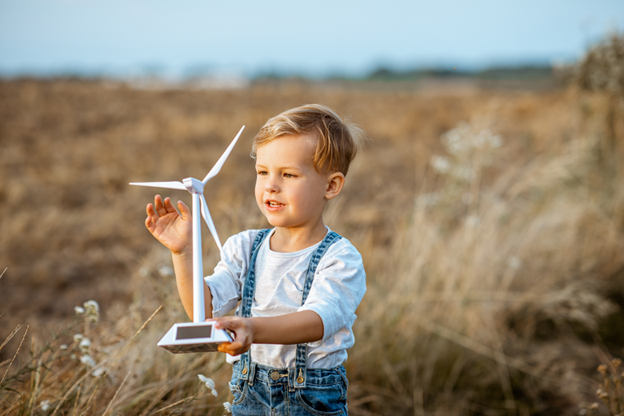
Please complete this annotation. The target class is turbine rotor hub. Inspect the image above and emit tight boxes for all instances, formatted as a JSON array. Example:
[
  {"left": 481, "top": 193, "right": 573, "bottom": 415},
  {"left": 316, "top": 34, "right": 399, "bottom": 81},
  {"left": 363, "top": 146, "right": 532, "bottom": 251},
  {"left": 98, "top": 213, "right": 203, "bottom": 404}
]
[{"left": 182, "top": 177, "right": 204, "bottom": 194}]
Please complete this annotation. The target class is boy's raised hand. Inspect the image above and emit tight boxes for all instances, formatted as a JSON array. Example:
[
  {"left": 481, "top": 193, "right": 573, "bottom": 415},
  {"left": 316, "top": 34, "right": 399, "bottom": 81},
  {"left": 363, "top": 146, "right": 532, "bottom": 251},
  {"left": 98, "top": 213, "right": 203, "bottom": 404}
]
[{"left": 145, "top": 195, "right": 192, "bottom": 255}]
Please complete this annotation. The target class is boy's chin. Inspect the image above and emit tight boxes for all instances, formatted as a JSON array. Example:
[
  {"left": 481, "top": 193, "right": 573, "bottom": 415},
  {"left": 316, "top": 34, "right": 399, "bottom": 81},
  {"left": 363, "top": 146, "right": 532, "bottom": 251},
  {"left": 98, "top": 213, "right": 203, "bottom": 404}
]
[
  {"left": 265, "top": 219, "right": 285, "bottom": 228},
  {"left": 263, "top": 216, "right": 293, "bottom": 229}
]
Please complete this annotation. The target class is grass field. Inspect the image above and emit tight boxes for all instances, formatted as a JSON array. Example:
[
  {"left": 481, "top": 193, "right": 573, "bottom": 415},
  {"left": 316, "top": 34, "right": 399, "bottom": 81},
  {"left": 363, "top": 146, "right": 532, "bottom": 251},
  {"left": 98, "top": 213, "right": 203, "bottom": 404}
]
[{"left": 1, "top": 68, "right": 623, "bottom": 415}]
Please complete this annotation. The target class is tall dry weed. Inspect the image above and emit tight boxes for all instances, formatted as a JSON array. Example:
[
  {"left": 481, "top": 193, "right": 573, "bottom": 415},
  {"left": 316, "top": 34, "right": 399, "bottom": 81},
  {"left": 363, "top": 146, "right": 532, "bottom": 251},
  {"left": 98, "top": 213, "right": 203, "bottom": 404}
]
[{"left": 348, "top": 109, "right": 624, "bottom": 414}]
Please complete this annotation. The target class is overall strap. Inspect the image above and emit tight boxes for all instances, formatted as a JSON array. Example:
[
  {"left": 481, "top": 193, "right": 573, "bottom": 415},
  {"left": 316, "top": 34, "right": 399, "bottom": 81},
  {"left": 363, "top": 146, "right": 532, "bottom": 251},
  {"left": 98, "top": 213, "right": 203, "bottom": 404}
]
[
  {"left": 294, "top": 231, "right": 342, "bottom": 389},
  {"left": 239, "top": 229, "right": 271, "bottom": 381}
]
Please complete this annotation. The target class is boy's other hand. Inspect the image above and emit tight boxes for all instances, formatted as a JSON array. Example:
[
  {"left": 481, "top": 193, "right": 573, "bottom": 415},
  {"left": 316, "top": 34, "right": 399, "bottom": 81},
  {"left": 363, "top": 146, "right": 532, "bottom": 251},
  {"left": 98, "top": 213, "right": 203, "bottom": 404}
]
[
  {"left": 212, "top": 317, "right": 254, "bottom": 356},
  {"left": 145, "top": 195, "right": 192, "bottom": 255}
]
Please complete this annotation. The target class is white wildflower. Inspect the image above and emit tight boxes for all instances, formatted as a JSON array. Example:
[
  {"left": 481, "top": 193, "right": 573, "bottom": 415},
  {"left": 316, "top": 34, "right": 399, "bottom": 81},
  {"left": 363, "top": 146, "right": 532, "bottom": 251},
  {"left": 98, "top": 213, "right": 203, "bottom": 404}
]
[
  {"left": 59, "top": 344, "right": 68, "bottom": 350},
  {"left": 83, "top": 300, "right": 99, "bottom": 322},
  {"left": 84, "top": 300, "right": 99, "bottom": 312},
  {"left": 139, "top": 266, "right": 149, "bottom": 277},
  {"left": 487, "top": 132, "right": 502, "bottom": 148},
  {"left": 507, "top": 256, "right": 522, "bottom": 270},
  {"left": 430, "top": 155, "right": 451, "bottom": 174},
  {"left": 455, "top": 166, "right": 475, "bottom": 181},
  {"left": 198, "top": 374, "right": 218, "bottom": 396},
  {"left": 79, "top": 338, "right": 91, "bottom": 353},
  {"left": 70, "top": 353, "right": 77, "bottom": 360},
  {"left": 73, "top": 334, "right": 84, "bottom": 342},
  {"left": 198, "top": 374, "right": 215, "bottom": 389},
  {"left": 465, "top": 215, "right": 480, "bottom": 227},
  {"left": 223, "top": 401, "right": 232, "bottom": 413},
  {"left": 442, "top": 122, "right": 472, "bottom": 156},
  {"left": 93, "top": 367, "right": 106, "bottom": 377},
  {"left": 74, "top": 306, "right": 85, "bottom": 315},
  {"left": 441, "top": 122, "right": 502, "bottom": 158},
  {"left": 158, "top": 265, "right": 174, "bottom": 277},
  {"left": 80, "top": 355, "right": 96, "bottom": 368},
  {"left": 40, "top": 400, "right": 51, "bottom": 411}
]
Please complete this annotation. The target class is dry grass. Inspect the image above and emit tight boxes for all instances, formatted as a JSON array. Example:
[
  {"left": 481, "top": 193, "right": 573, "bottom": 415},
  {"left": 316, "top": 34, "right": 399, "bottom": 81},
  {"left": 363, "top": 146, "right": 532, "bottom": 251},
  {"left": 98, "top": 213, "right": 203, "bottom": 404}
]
[{"left": 1, "top": 66, "right": 623, "bottom": 415}]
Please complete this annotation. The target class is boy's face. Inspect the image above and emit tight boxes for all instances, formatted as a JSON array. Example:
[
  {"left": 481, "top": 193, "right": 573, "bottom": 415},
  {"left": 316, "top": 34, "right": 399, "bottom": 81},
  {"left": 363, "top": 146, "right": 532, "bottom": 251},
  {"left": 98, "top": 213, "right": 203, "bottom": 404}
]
[{"left": 254, "top": 134, "right": 337, "bottom": 230}]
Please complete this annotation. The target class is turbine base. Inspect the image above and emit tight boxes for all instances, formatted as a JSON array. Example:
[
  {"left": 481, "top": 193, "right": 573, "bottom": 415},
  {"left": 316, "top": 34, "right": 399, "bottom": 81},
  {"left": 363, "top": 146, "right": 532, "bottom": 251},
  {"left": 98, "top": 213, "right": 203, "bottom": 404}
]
[{"left": 157, "top": 322, "right": 233, "bottom": 354}]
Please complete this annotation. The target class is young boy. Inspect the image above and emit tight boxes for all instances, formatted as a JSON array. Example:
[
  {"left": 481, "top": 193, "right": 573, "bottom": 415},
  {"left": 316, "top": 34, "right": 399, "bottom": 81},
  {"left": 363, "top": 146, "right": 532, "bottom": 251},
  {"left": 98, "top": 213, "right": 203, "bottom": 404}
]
[{"left": 144, "top": 104, "right": 366, "bottom": 415}]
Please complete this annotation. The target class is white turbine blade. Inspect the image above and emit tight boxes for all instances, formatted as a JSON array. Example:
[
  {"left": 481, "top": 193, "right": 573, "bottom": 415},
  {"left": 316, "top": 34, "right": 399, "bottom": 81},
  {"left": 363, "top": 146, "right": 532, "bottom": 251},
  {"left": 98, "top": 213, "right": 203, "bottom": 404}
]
[
  {"left": 202, "top": 125, "right": 245, "bottom": 184},
  {"left": 200, "top": 194, "right": 223, "bottom": 252},
  {"left": 129, "top": 181, "right": 187, "bottom": 191}
]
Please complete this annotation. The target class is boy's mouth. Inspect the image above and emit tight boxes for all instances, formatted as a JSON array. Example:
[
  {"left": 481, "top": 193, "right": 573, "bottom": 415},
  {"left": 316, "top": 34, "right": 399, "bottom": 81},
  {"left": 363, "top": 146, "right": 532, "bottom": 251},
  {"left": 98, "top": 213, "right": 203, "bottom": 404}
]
[{"left": 266, "top": 200, "right": 284, "bottom": 208}]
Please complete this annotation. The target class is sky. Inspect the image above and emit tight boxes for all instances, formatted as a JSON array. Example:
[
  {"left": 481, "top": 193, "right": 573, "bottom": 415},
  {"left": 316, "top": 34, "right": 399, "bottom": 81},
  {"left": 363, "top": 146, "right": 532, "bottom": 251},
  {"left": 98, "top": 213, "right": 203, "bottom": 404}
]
[{"left": 0, "top": 0, "right": 623, "bottom": 78}]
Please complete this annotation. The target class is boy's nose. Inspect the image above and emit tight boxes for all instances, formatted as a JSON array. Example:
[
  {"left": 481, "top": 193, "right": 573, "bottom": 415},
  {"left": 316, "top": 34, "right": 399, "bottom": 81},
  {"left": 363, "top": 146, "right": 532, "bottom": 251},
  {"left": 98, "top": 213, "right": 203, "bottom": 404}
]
[{"left": 264, "top": 180, "right": 279, "bottom": 193}]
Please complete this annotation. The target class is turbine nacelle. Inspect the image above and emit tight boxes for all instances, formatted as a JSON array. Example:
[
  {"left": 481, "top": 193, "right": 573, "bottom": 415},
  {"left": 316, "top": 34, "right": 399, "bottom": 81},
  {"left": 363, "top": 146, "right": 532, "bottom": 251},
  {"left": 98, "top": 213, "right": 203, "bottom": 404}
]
[{"left": 183, "top": 177, "right": 204, "bottom": 194}]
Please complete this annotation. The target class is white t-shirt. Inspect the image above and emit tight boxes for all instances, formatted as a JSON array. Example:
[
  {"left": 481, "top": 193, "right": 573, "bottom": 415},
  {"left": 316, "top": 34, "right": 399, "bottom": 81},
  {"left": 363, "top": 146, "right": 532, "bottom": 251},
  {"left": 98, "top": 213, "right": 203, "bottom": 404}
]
[{"left": 204, "top": 228, "right": 366, "bottom": 369}]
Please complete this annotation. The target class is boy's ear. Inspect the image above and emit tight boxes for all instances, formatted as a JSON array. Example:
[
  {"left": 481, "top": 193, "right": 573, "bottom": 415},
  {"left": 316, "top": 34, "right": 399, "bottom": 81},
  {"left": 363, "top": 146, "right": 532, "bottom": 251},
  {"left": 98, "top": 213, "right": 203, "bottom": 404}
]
[{"left": 325, "top": 172, "right": 345, "bottom": 200}]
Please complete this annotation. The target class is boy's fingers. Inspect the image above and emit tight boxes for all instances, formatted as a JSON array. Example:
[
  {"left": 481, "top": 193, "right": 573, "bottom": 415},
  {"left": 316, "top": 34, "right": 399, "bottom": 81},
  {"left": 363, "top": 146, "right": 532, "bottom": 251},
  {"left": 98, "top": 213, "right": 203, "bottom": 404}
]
[
  {"left": 218, "top": 341, "right": 246, "bottom": 356},
  {"left": 145, "top": 216, "right": 155, "bottom": 231},
  {"left": 212, "top": 317, "right": 226, "bottom": 326},
  {"left": 146, "top": 204, "right": 158, "bottom": 231},
  {"left": 177, "top": 201, "right": 191, "bottom": 221},
  {"left": 154, "top": 195, "right": 168, "bottom": 216},
  {"left": 212, "top": 317, "right": 238, "bottom": 331},
  {"left": 146, "top": 203, "right": 157, "bottom": 217},
  {"left": 218, "top": 342, "right": 236, "bottom": 353},
  {"left": 163, "top": 197, "right": 178, "bottom": 214}
]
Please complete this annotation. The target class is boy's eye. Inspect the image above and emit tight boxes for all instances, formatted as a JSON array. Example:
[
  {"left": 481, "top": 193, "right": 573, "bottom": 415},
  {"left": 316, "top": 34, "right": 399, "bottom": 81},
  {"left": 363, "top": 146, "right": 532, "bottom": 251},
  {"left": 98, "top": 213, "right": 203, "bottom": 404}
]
[
  {"left": 257, "top": 170, "right": 268, "bottom": 176},
  {"left": 283, "top": 173, "right": 295, "bottom": 178}
]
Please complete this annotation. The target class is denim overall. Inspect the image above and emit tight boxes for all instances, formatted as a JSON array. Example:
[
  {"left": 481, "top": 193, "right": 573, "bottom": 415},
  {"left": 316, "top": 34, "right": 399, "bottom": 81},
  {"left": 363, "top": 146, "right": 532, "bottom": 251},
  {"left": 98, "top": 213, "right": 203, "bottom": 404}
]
[{"left": 229, "top": 229, "right": 349, "bottom": 416}]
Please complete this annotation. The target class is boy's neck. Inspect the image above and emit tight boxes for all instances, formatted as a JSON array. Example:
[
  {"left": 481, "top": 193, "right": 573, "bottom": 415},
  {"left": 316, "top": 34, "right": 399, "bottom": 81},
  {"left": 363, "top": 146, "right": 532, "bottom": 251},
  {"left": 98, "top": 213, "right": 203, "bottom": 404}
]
[{"left": 269, "top": 222, "right": 328, "bottom": 253}]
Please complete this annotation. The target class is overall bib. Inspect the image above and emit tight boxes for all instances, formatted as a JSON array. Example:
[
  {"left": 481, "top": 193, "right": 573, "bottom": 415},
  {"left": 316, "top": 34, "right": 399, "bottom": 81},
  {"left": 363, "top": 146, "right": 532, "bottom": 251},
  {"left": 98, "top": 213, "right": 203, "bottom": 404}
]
[{"left": 229, "top": 229, "right": 349, "bottom": 416}]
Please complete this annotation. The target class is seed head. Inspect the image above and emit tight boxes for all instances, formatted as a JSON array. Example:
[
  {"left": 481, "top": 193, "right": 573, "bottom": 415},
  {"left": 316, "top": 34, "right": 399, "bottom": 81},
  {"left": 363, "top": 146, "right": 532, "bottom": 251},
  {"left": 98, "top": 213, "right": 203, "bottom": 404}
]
[
  {"left": 80, "top": 355, "right": 96, "bottom": 368},
  {"left": 83, "top": 300, "right": 100, "bottom": 323},
  {"left": 198, "top": 374, "right": 217, "bottom": 397},
  {"left": 79, "top": 338, "right": 91, "bottom": 353},
  {"left": 598, "top": 364, "right": 608, "bottom": 376}
]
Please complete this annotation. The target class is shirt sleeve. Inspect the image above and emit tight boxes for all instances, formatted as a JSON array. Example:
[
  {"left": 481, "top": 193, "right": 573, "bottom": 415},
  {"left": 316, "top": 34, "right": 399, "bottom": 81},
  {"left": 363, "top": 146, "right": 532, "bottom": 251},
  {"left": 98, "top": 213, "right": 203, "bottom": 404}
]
[
  {"left": 298, "top": 239, "right": 367, "bottom": 344},
  {"left": 204, "top": 230, "right": 258, "bottom": 317}
]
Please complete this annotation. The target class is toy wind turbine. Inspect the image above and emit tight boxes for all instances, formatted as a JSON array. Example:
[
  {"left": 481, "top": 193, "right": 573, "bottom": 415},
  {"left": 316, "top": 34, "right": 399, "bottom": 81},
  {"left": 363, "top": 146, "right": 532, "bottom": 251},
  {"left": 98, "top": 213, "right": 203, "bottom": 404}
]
[{"left": 130, "top": 126, "right": 244, "bottom": 353}]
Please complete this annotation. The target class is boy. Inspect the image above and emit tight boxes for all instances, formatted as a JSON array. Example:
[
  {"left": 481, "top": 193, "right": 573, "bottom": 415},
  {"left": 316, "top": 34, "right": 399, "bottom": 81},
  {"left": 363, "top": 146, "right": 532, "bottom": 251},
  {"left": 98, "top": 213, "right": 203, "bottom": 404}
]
[{"left": 144, "top": 104, "right": 366, "bottom": 415}]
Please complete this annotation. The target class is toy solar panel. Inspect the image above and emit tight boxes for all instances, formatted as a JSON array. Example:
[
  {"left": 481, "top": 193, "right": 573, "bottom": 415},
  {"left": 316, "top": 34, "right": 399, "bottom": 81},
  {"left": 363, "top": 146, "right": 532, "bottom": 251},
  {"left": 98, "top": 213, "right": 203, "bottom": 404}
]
[{"left": 157, "top": 323, "right": 233, "bottom": 354}]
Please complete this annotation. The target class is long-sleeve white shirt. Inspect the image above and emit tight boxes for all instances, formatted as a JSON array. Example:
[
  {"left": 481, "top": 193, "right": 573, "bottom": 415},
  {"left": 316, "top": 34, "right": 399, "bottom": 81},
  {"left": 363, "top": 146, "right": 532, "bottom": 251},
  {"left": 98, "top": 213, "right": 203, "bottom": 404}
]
[{"left": 204, "top": 228, "right": 366, "bottom": 369}]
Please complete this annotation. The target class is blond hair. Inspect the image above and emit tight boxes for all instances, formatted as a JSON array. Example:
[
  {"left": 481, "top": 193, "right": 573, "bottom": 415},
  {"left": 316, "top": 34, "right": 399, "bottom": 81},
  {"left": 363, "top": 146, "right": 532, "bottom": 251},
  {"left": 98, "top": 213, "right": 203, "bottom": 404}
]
[{"left": 251, "top": 104, "right": 363, "bottom": 176}]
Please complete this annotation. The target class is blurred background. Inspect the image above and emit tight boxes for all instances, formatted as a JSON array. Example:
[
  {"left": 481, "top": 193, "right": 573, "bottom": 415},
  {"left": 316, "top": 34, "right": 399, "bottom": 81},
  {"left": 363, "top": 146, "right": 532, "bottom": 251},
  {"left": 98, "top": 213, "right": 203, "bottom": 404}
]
[
  {"left": 1, "top": 1, "right": 624, "bottom": 415},
  {"left": 1, "top": 0, "right": 623, "bottom": 79}
]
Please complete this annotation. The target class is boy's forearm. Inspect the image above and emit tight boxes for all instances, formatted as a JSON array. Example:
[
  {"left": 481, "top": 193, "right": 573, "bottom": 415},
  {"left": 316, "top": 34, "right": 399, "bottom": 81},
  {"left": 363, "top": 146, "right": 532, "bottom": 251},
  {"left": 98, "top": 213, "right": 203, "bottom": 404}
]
[
  {"left": 250, "top": 310, "right": 323, "bottom": 345},
  {"left": 171, "top": 250, "right": 213, "bottom": 321}
]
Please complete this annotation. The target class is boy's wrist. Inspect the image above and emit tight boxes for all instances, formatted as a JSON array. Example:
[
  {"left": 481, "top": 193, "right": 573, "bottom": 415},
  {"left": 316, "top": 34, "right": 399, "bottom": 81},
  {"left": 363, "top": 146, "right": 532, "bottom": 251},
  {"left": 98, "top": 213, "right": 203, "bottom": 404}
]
[
  {"left": 246, "top": 317, "right": 257, "bottom": 344},
  {"left": 171, "top": 246, "right": 191, "bottom": 257}
]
